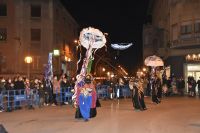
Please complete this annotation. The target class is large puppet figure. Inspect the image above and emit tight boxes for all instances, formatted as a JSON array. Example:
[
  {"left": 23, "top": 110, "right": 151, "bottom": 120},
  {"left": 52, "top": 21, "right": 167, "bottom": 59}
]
[{"left": 72, "top": 27, "right": 106, "bottom": 121}]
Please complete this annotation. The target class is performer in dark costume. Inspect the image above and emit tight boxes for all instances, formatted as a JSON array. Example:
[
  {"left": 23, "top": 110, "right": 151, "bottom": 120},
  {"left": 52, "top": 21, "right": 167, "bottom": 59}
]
[
  {"left": 131, "top": 78, "right": 147, "bottom": 111},
  {"left": 75, "top": 74, "right": 97, "bottom": 121},
  {"left": 151, "top": 75, "right": 161, "bottom": 104},
  {"left": 138, "top": 79, "right": 147, "bottom": 110}
]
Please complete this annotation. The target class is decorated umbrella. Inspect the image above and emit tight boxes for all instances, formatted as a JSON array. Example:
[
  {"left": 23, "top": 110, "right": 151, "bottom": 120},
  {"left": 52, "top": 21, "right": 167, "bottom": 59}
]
[
  {"left": 144, "top": 55, "right": 164, "bottom": 76},
  {"left": 144, "top": 55, "right": 164, "bottom": 67}
]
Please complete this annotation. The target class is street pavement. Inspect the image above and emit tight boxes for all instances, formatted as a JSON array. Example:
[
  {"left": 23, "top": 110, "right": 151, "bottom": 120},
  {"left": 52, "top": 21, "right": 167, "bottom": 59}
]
[{"left": 0, "top": 96, "right": 200, "bottom": 133}]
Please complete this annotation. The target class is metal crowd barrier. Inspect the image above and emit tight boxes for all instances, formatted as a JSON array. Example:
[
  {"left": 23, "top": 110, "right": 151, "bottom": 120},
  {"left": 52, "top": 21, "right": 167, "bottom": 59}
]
[
  {"left": 0, "top": 92, "right": 3, "bottom": 109},
  {"left": 0, "top": 89, "right": 39, "bottom": 111},
  {"left": 97, "top": 85, "right": 131, "bottom": 99},
  {"left": 96, "top": 85, "right": 109, "bottom": 99},
  {"left": 0, "top": 85, "right": 131, "bottom": 112},
  {"left": 121, "top": 85, "right": 131, "bottom": 98},
  {"left": 56, "top": 87, "right": 73, "bottom": 104}
]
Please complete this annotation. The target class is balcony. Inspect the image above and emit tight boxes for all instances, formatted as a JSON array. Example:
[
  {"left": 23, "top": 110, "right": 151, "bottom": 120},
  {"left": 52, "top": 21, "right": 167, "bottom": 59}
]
[{"left": 170, "top": 33, "right": 200, "bottom": 48}]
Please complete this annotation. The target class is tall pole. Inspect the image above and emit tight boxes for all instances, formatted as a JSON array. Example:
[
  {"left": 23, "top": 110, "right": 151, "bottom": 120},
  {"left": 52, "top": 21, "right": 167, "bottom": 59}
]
[
  {"left": 25, "top": 56, "right": 32, "bottom": 79},
  {"left": 27, "top": 63, "right": 30, "bottom": 79}
]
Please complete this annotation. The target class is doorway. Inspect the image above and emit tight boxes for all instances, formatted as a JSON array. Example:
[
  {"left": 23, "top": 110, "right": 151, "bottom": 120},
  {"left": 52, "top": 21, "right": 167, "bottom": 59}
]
[{"left": 185, "top": 64, "right": 200, "bottom": 93}]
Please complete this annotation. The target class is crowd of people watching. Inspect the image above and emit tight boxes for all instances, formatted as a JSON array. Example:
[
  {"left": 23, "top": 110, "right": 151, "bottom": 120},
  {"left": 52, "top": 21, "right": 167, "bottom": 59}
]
[
  {"left": 0, "top": 74, "right": 75, "bottom": 112},
  {"left": 1, "top": 73, "right": 200, "bottom": 113}
]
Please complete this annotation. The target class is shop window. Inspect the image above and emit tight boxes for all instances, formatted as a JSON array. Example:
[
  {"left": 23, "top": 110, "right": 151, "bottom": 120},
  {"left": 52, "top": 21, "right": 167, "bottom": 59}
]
[
  {"left": 0, "top": 4, "right": 7, "bottom": 16},
  {"left": 0, "top": 28, "right": 7, "bottom": 41},
  {"left": 31, "top": 28, "right": 41, "bottom": 41},
  {"left": 31, "top": 5, "right": 41, "bottom": 17}
]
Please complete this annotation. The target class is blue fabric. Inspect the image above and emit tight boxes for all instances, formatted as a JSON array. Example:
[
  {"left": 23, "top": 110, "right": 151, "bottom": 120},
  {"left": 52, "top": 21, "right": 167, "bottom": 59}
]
[{"left": 79, "top": 94, "right": 92, "bottom": 120}]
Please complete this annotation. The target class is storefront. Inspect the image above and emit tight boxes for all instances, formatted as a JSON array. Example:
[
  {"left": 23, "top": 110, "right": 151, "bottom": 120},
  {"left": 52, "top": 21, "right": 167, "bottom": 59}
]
[{"left": 184, "top": 63, "right": 200, "bottom": 92}]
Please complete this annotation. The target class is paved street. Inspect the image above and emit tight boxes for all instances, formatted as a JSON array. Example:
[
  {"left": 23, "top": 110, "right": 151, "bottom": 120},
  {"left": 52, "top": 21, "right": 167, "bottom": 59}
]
[{"left": 0, "top": 97, "right": 200, "bottom": 133}]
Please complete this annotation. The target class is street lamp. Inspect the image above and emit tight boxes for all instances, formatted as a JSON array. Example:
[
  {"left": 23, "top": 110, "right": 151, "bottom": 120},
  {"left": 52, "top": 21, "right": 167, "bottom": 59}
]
[
  {"left": 53, "top": 49, "right": 60, "bottom": 56},
  {"left": 74, "top": 40, "right": 78, "bottom": 44},
  {"left": 102, "top": 67, "right": 106, "bottom": 72},
  {"left": 52, "top": 49, "right": 61, "bottom": 75},
  {"left": 24, "top": 56, "right": 33, "bottom": 79},
  {"left": 143, "top": 67, "right": 147, "bottom": 72},
  {"left": 111, "top": 74, "right": 114, "bottom": 78},
  {"left": 107, "top": 71, "right": 110, "bottom": 76}
]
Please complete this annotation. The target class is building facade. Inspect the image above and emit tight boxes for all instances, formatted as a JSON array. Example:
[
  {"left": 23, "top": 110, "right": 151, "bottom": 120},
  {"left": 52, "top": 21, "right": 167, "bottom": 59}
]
[
  {"left": 143, "top": 0, "right": 200, "bottom": 83},
  {"left": 0, "top": 0, "right": 79, "bottom": 77}
]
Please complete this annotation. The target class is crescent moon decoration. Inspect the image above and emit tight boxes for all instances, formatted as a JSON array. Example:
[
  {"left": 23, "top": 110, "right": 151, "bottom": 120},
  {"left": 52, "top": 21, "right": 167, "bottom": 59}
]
[{"left": 111, "top": 43, "right": 133, "bottom": 50}]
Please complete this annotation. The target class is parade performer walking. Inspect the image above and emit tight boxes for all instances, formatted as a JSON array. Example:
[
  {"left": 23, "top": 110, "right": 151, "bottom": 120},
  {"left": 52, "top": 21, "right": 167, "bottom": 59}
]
[
  {"left": 131, "top": 78, "right": 147, "bottom": 111},
  {"left": 75, "top": 74, "right": 97, "bottom": 121},
  {"left": 144, "top": 55, "right": 164, "bottom": 104},
  {"left": 151, "top": 75, "right": 161, "bottom": 104},
  {"left": 72, "top": 27, "right": 106, "bottom": 121}
]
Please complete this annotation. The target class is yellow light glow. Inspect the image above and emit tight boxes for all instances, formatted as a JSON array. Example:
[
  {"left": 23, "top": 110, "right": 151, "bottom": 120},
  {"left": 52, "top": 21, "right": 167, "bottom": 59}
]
[
  {"left": 65, "top": 56, "right": 68, "bottom": 61},
  {"left": 65, "top": 56, "right": 71, "bottom": 62},
  {"left": 193, "top": 54, "right": 197, "bottom": 58},
  {"left": 53, "top": 49, "right": 60, "bottom": 56},
  {"left": 24, "top": 56, "right": 33, "bottom": 64},
  {"left": 74, "top": 40, "right": 78, "bottom": 43},
  {"left": 102, "top": 68, "right": 105, "bottom": 72},
  {"left": 143, "top": 68, "right": 146, "bottom": 72},
  {"left": 107, "top": 72, "right": 110, "bottom": 76},
  {"left": 186, "top": 54, "right": 191, "bottom": 60}
]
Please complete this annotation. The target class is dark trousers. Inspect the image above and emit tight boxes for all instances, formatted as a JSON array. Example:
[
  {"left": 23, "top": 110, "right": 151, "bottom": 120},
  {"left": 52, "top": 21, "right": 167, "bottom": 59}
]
[
  {"left": 139, "top": 92, "right": 146, "bottom": 109},
  {"left": 132, "top": 89, "right": 140, "bottom": 109},
  {"left": 152, "top": 94, "right": 159, "bottom": 103},
  {"left": 146, "top": 87, "right": 151, "bottom": 96}
]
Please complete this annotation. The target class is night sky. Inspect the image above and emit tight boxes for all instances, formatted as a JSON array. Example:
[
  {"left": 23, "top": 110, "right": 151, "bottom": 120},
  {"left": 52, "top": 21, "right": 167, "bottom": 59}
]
[{"left": 61, "top": 0, "right": 149, "bottom": 74}]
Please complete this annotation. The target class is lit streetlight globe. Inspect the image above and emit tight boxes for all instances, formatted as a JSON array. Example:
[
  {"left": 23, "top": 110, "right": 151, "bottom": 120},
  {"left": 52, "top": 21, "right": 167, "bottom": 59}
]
[
  {"left": 143, "top": 68, "right": 147, "bottom": 72},
  {"left": 53, "top": 49, "right": 60, "bottom": 56},
  {"left": 24, "top": 56, "right": 33, "bottom": 64}
]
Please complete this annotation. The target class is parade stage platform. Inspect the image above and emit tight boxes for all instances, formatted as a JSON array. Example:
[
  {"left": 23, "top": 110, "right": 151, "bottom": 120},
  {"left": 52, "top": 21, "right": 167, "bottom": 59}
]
[{"left": 0, "top": 97, "right": 200, "bottom": 133}]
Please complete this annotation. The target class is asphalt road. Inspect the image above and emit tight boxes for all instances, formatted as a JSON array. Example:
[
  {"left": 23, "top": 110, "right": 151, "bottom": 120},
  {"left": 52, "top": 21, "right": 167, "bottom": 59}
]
[{"left": 0, "top": 96, "right": 200, "bottom": 133}]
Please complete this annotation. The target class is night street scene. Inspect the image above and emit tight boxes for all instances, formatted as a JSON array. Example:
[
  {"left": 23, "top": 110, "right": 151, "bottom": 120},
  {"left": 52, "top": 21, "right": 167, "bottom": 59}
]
[{"left": 0, "top": 0, "right": 200, "bottom": 133}]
